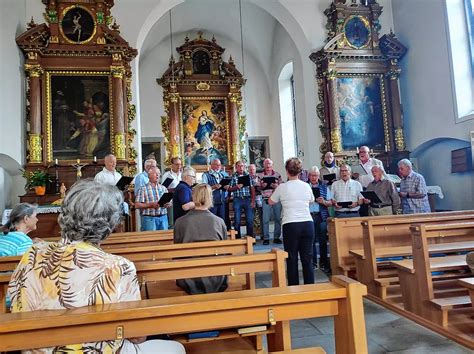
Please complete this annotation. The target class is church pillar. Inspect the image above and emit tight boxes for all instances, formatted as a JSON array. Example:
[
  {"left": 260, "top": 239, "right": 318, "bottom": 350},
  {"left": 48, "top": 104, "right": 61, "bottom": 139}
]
[
  {"left": 25, "top": 61, "right": 43, "bottom": 163},
  {"left": 387, "top": 61, "right": 405, "bottom": 151},
  {"left": 228, "top": 92, "right": 240, "bottom": 164},
  {"left": 326, "top": 69, "right": 342, "bottom": 153},
  {"left": 111, "top": 64, "right": 126, "bottom": 159},
  {"left": 168, "top": 83, "right": 181, "bottom": 159}
]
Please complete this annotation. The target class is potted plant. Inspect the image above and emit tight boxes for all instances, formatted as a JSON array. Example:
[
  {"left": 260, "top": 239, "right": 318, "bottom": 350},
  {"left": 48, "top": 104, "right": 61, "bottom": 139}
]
[{"left": 21, "top": 169, "right": 52, "bottom": 196}]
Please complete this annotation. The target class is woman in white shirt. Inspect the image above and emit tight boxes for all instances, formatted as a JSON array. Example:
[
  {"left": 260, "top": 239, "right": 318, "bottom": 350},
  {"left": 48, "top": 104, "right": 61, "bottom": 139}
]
[{"left": 269, "top": 158, "right": 315, "bottom": 285}]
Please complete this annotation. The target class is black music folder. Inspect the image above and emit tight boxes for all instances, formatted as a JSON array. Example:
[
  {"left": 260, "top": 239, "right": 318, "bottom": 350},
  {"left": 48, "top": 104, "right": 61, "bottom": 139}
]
[
  {"left": 322, "top": 173, "right": 336, "bottom": 182},
  {"left": 337, "top": 201, "right": 353, "bottom": 208},
  {"left": 361, "top": 191, "right": 383, "bottom": 204},
  {"left": 158, "top": 192, "right": 173, "bottom": 205},
  {"left": 162, "top": 177, "right": 174, "bottom": 188},
  {"left": 312, "top": 187, "right": 320, "bottom": 199},
  {"left": 237, "top": 175, "right": 251, "bottom": 187},
  {"left": 115, "top": 176, "right": 134, "bottom": 191},
  {"left": 219, "top": 177, "right": 232, "bottom": 189},
  {"left": 262, "top": 176, "right": 277, "bottom": 189}
]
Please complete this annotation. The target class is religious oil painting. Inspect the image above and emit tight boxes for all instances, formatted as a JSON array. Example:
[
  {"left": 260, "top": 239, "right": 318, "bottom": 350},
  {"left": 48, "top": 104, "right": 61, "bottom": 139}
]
[
  {"left": 61, "top": 6, "right": 96, "bottom": 44},
  {"left": 48, "top": 73, "right": 111, "bottom": 161},
  {"left": 247, "top": 137, "right": 270, "bottom": 172},
  {"left": 336, "top": 76, "right": 385, "bottom": 150},
  {"left": 181, "top": 98, "right": 229, "bottom": 166}
]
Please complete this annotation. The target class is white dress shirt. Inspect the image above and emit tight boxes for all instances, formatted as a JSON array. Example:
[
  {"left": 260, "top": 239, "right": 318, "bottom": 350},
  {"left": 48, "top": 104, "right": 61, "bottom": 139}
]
[
  {"left": 161, "top": 170, "right": 182, "bottom": 189},
  {"left": 94, "top": 167, "right": 122, "bottom": 185}
]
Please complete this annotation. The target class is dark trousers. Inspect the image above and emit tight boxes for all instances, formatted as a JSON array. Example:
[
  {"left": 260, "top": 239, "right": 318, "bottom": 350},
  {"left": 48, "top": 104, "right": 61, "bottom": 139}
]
[
  {"left": 282, "top": 221, "right": 315, "bottom": 286},
  {"left": 210, "top": 203, "right": 226, "bottom": 221},
  {"left": 311, "top": 213, "right": 329, "bottom": 266},
  {"left": 233, "top": 197, "right": 254, "bottom": 238}
]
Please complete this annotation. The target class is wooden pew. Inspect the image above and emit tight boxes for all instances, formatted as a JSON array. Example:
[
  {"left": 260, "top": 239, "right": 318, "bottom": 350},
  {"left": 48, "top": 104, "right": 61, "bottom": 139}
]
[
  {"left": 392, "top": 223, "right": 474, "bottom": 327},
  {"left": 0, "top": 238, "right": 254, "bottom": 315},
  {"left": 0, "top": 276, "right": 368, "bottom": 354},
  {"left": 329, "top": 210, "right": 474, "bottom": 276},
  {"left": 351, "top": 220, "right": 474, "bottom": 299},
  {"left": 459, "top": 277, "right": 474, "bottom": 305},
  {"left": 43, "top": 229, "right": 237, "bottom": 248}
]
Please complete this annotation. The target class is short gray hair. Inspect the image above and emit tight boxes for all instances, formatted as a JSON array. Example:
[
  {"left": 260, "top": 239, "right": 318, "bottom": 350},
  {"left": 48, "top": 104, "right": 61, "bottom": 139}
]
[
  {"left": 2, "top": 203, "right": 37, "bottom": 234},
  {"left": 397, "top": 158, "right": 412, "bottom": 169},
  {"left": 144, "top": 159, "right": 157, "bottom": 171},
  {"left": 182, "top": 166, "right": 196, "bottom": 177},
  {"left": 308, "top": 166, "right": 320, "bottom": 174},
  {"left": 58, "top": 179, "right": 123, "bottom": 244},
  {"left": 340, "top": 164, "right": 352, "bottom": 172}
]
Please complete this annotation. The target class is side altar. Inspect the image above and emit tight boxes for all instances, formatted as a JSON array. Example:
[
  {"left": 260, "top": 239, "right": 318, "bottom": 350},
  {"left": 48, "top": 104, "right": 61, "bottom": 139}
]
[{"left": 157, "top": 32, "right": 247, "bottom": 171}]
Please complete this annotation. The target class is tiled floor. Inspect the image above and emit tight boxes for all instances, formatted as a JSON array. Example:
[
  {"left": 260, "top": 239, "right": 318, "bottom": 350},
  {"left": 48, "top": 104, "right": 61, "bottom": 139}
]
[{"left": 252, "top": 239, "right": 471, "bottom": 354}]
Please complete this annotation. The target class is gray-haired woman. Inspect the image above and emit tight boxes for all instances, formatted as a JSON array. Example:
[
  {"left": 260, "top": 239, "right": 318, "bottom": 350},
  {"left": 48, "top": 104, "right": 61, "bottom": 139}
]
[
  {"left": 8, "top": 179, "right": 185, "bottom": 354},
  {"left": 0, "top": 202, "right": 37, "bottom": 257}
]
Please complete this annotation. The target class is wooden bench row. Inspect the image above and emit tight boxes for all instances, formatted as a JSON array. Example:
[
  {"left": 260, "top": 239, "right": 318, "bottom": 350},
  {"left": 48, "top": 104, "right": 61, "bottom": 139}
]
[
  {"left": 0, "top": 276, "right": 368, "bottom": 354},
  {"left": 328, "top": 210, "right": 474, "bottom": 276}
]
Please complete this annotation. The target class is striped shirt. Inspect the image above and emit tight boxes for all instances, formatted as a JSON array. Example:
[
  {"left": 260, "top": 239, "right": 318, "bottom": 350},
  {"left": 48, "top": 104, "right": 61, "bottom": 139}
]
[
  {"left": 0, "top": 231, "right": 33, "bottom": 257},
  {"left": 331, "top": 178, "right": 363, "bottom": 212},
  {"left": 229, "top": 172, "right": 255, "bottom": 198},
  {"left": 399, "top": 171, "right": 430, "bottom": 214},
  {"left": 136, "top": 182, "right": 168, "bottom": 216}
]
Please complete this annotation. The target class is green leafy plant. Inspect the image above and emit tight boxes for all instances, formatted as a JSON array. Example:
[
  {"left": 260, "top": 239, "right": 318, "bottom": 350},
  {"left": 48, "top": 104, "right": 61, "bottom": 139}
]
[{"left": 20, "top": 169, "right": 53, "bottom": 189}]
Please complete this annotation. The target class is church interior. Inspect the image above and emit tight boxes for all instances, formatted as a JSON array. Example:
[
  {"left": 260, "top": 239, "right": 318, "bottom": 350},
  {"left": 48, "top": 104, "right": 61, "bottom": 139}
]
[{"left": 1, "top": 0, "right": 474, "bottom": 353}]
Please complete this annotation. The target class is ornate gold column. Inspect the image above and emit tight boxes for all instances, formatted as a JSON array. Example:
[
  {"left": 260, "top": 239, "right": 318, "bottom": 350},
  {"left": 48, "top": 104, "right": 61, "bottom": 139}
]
[
  {"left": 228, "top": 91, "right": 240, "bottom": 164},
  {"left": 25, "top": 61, "right": 43, "bottom": 163},
  {"left": 168, "top": 83, "right": 181, "bottom": 158},
  {"left": 111, "top": 63, "right": 126, "bottom": 159},
  {"left": 326, "top": 68, "right": 342, "bottom": 153},
  {"left": 387, "top": 60, "right": 405, "bottom": 151}
]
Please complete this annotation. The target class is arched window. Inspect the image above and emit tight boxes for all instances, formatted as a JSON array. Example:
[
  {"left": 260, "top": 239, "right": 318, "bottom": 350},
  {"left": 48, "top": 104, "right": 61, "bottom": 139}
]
[
  {"left": 278, "top": 62, "right": 298, "bottom": 160},
  {"left": 446, "top": 0, "right": 474, "bottom": 121}
]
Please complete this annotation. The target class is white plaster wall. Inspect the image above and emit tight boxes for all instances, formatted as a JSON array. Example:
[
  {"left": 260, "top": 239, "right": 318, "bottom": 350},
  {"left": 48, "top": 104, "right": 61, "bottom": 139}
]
[
  {"left": 1, "top": 0, "right": 27, "bottom": 163},
  {"left": 392, "top": 0, "right": 474, "bottom": 145}
]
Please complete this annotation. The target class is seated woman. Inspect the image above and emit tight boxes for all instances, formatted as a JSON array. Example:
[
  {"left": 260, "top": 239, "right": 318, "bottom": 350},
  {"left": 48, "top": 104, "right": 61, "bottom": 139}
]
[
  {"left": 174, "top": 183, "right": 228, "bottom": 294},
  {"left": 8, "top": 180, "right": 185, "bottom": 354},
  {"left": 0, "top": 203, "right": 37, "bottom": 257}
]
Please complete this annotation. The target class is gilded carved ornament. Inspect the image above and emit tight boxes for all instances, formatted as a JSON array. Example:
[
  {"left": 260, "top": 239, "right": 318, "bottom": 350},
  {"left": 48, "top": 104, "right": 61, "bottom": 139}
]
[
  {"left": 27, "top": 52, "right": 38, "bottom": 60},
  {"left": 24, "top": 64, "right": 44, "bottom": 77},
  {"left": 29, "top": 134, "right": 43, "bottom": 163},
  {"left": 330, "top": 128, "right": 343, "bottom": 153},
  {"left": 386, "top": 67, "right": 401, "bottom": 80},
  {"left": 110, "top": 65, "right": 125, "bottom": 79},
  {"left": 394, "top": 128, "right": 405, "bottom": 151},
  {"left": 114, "top": 133, "right": 126, "bottom": 159},
  {"left": 196, "top": 82, "right": 211, "bottom": 91}
]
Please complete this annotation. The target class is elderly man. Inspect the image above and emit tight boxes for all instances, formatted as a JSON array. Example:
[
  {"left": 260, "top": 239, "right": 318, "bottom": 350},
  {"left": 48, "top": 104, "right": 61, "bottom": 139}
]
[
  {"left": 133, "top": 158, "right": 158, "bottom": 230},
  {"left": 363, "top": 165, "right": 400, "bottom": 216},
  {"left": 257, "top": 158, "right": 283, "bottom": 245},
  {"left": 94, "top": 154, "right": 121, "bottom": 185},
  {"left": 320, "top": 151, "right": 340, "bottom": 186},
  {"left": 398, "top": 159, "right": 431, "bottom": 214},
  {"left": 226, "top": 161, "right": 255, "bottom": 238},
  {"left": 134, "top": 159, "right": 157, "bottom": 195},
  {"left": 353, "top": 146, "right": 385, "bottom": 216},
  {"left": 308, "top": 166, "right": 333, "bottom": 273},
  {"left": 162, "top": 157, "right": 183, "bottom": 226},
  {"left": 135, "top": 167, "right": 170, "bottom": 231},
  {"left": 331, "top": 164, "right": 364, "bottom": 218},
  {"left": 202, "top": 158, "right": 228, "bottom": 221},
  {"left": 249, "top": 163, "right": 263, "bottom": 238},
  {"left": 353, "top": 146, "right": 385, "bottom": 188},
  {"left": 172, "top": 166, "right": 196, "bottom": 222}
]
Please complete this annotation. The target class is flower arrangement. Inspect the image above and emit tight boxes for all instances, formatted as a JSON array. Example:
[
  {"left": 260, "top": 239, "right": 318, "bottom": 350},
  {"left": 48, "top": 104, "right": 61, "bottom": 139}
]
[{"left": 21, "top": 169, "right": 53, "bottom": 195}]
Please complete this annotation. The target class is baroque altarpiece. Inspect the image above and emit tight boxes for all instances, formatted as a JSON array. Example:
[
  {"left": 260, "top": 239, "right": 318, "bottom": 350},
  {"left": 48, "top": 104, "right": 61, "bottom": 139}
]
[
  {"left": 158, "top": 33, "right": 246, "bottom": 171},
  {"left": 16, "top": 0, "right": 138, "bottom": 194},
  {"left": 310, "top": 0, "right": 409, "bottom": 172}
]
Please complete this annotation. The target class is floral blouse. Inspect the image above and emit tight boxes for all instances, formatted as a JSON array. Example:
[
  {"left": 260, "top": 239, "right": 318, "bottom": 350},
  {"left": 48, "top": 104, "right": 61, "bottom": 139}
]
[{"left": 8, "top": 240, "right": 140, "bottom": 353}]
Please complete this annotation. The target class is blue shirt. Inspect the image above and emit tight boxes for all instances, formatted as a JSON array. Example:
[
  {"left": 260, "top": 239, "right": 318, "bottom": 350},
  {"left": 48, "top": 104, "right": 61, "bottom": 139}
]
[
  {"left": 0, "top": 231, "right": 33, "bottom": 257},
  {"left": 173, "top": 181, "right": 193, "bottom": 222},
  {"left": 400, "top": 171, "right": 431, "bottom": 214},
  {"left": 134, "top": 171, "right": 149, "bottom": 195}
]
